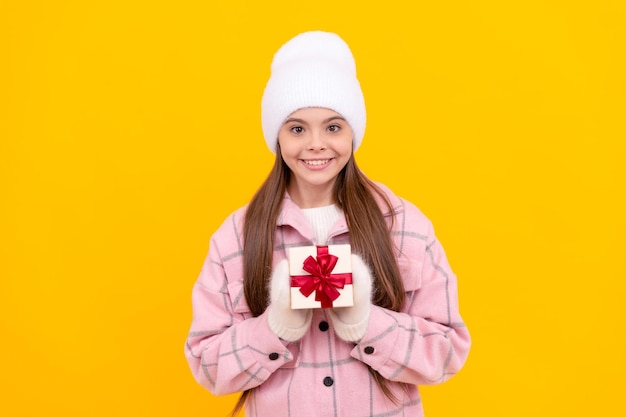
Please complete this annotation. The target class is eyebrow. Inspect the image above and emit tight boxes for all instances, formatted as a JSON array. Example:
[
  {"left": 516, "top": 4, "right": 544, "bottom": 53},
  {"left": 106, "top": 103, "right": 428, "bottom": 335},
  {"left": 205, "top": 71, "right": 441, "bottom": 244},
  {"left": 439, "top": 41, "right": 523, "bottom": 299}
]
[{"left": 283, "top": 116, "right": 347, "bottom": 125}]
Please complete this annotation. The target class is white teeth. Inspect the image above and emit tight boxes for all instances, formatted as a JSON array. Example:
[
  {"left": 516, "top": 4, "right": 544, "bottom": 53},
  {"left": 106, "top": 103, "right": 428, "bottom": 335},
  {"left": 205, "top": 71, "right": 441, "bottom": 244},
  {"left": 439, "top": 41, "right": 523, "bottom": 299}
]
[{"left": 304, "top": 159, "right": 330, "bottom": 166}]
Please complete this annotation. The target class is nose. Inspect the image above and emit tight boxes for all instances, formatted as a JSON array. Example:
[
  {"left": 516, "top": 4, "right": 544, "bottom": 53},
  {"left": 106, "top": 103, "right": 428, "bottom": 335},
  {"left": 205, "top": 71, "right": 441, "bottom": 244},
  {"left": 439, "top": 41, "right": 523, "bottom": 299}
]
[{"left": 307, "top": 129, "right": 326, "bottom": 151}]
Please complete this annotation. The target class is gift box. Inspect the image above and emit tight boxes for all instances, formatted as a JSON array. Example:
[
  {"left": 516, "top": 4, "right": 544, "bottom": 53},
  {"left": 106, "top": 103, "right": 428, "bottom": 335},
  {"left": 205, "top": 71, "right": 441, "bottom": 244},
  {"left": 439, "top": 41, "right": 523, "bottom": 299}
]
[{"left": 288, "top": 244, "right": 353, "bottom": 309}]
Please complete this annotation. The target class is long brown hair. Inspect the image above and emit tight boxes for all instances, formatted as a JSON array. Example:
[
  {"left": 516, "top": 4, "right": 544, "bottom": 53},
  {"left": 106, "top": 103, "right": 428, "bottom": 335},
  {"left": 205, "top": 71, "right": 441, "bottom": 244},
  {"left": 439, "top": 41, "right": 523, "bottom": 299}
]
[{"left": 231, "top": 146, "right": 406, "bottom": 416}]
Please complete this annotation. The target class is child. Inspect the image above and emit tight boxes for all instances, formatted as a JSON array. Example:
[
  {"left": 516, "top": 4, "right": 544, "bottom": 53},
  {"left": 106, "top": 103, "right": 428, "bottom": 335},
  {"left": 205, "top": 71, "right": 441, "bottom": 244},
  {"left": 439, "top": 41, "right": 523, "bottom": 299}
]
[{"left": 185, "top": 31, "right": 470, "bottom": 417}]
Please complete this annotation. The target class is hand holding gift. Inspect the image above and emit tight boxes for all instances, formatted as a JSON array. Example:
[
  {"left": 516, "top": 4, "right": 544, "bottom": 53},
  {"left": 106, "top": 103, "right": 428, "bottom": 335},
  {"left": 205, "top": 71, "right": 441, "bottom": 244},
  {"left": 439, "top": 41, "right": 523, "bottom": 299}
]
[
  {"left": 327, "top": 254, "right": 373, "bottom": 342},
  {"left": 267, "top": 259, "right": 313, "bottom": 341}
]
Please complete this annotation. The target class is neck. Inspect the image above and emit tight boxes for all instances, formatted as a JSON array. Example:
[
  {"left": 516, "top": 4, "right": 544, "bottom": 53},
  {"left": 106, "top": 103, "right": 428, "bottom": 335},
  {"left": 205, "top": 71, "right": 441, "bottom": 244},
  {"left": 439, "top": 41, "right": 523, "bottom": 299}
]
[{"left": 287, "top": 180, "right": 335, "bottom": 208}]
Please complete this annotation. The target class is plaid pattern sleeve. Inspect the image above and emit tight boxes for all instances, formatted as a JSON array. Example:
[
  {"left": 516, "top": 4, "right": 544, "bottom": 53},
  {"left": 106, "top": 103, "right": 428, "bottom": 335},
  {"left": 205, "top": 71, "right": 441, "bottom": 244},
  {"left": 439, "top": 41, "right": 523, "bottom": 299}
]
[
  {"left": 353, "top": 199, "right": 471, "bottom": 385},
  {"left": 184, "top": 209, "right": 294, "bottom": 395}
]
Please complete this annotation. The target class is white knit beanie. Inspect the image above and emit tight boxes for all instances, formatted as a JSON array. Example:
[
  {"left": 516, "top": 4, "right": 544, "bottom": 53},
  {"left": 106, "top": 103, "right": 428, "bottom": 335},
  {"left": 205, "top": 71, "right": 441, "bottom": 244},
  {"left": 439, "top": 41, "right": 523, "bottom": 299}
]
[{"left": 261, "top": 31, "right": 366, "bottom": 153}]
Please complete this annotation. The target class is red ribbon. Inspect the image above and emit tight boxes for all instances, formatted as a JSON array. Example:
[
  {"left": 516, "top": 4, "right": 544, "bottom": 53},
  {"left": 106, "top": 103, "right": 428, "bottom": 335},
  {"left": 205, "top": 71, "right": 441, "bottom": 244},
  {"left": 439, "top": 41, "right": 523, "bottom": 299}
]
[{"left": 290, "top": 246, "right": 352, "bottom": 308}]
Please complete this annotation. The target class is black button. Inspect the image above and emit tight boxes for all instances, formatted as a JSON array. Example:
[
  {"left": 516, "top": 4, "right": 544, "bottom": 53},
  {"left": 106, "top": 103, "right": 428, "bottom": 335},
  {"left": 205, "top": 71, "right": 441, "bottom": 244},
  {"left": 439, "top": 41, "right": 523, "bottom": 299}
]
[
  {"left": 364, "top": 346, "right": 375, "bottom": 355},
  {"left": 319, "top": 321, "right": 329, "bottom": 331},
  {"left": 269, "top": 352, "right": 279, "bottom": 360},
  {"left": 323, "top": 376, "right": 334, "bottom": 387}
]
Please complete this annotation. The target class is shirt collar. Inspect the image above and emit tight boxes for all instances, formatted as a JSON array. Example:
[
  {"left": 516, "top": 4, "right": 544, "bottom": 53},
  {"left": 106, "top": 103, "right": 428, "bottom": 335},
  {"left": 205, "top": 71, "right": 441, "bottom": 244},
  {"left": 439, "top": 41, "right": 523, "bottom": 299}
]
[{"left": 276, "top": 183, "right": 404, "bottom": 229}]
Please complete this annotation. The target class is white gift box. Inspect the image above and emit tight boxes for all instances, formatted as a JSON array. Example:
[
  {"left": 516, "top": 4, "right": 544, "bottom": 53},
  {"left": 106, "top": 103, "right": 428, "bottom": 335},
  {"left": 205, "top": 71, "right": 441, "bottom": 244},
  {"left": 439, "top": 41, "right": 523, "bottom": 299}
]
[{"left": 288, "top": 244, "right": 353, "bottom": 309}]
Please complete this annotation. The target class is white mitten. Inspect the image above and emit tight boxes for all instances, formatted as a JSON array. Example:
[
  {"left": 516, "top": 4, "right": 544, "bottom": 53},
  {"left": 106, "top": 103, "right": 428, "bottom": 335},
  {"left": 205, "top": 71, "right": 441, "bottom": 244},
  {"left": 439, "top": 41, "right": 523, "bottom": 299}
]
[
  {"left": 328, "top": 254, "right": 373, "bottom": 342},
  {"left": 267, "top": 259, "right": 313, "bottom": 342}
]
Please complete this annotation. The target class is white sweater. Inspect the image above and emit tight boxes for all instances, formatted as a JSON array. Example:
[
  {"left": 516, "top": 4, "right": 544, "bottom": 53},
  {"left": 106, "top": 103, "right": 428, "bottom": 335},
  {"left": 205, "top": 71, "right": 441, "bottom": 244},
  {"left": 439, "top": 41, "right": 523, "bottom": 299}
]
[{"left": 300, "top": 204, "right": 342, "bottom": 245}]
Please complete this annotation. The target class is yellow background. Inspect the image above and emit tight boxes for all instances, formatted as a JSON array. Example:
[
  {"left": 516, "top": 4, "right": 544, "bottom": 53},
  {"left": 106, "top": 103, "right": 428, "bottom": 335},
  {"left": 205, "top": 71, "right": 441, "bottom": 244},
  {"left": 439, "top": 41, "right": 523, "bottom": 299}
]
[{"left": 1, "top": 0, "right": 624, "bottom": 416}]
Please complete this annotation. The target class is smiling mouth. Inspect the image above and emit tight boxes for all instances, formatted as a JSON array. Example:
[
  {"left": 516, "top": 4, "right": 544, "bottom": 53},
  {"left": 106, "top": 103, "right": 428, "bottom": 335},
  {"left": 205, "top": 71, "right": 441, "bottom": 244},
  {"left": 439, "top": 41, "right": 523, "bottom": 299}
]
[{"left": 302, "top": 159, "right": 331, "bottom": 166}]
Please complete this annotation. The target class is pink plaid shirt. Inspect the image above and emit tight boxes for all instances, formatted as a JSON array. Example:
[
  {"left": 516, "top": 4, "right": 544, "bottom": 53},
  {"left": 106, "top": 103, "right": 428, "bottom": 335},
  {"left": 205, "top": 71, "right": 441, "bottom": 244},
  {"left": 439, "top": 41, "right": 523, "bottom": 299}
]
[{"left": 185, "top": 183, "right": 470, "bottom": 416}]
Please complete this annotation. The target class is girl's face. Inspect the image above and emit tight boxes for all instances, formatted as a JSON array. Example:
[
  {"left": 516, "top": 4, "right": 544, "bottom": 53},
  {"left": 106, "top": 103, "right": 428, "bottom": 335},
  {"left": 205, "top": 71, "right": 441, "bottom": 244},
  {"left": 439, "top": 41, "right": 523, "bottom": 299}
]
[{"left": 278, "top": 107, "right": 353, "bottom": 208}]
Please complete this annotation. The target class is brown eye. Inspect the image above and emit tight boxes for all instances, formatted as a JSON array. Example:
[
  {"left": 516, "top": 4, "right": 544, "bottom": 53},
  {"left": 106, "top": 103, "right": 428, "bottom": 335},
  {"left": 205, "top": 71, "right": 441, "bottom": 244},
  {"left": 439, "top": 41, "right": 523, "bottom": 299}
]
[
  {"left": 290, "top": 126, "right": 304, "bottom": 134},
  {"left": 327, "top": 124, "right": 341, "bottom": 132}
]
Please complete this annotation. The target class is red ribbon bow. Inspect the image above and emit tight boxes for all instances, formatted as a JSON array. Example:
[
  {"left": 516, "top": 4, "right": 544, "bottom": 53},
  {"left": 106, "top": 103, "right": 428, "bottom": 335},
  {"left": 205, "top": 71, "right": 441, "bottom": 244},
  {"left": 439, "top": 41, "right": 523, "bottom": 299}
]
[{"left": 291, "top": 246, "right": 352, "bottom": 308}]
